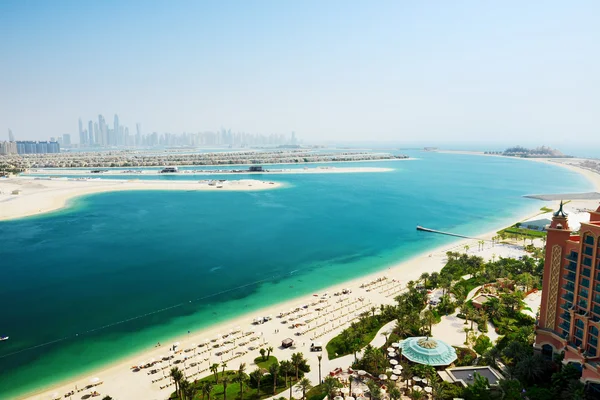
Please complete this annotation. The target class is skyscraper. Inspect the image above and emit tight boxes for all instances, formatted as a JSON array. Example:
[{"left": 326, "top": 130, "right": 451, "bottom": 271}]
[
  {"left": 535, "top": 202, "right": 600, "bottom": 389},
  {"left": 78, "top": 118, "right": 87, "bottom": 145},
  {"left": 113, "top": 114, "right": 120, "bottom": 146},
  {"left": 88, "top": 120, "right": 94, "bottom": 145},
  {"left": 98, "top": 115, "right": 107, "bottom": 146},
  {"left": 63, "top": 134, "right": 71, "bottom": 146},
  {"left": 8, "top": 129, "right": 14, "bottom": 142}
]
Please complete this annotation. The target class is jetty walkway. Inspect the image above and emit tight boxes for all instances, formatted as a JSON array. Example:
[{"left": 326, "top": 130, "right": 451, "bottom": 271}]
[{"left": 416, "top": 225, "right": 488, "bottom": 241}]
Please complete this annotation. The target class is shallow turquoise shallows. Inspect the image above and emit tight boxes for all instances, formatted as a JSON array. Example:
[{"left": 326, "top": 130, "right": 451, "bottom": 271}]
[{"left": 0, "top": 151, "right": 593, "bottom": 398}]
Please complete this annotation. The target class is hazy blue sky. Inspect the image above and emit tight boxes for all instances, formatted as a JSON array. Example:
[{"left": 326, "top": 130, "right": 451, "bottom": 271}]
[{"left": 1, "top": 1, "right": 599, "bottom": 144}]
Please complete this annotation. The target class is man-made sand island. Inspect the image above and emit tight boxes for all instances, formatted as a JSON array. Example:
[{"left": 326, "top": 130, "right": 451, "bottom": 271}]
[
  {"left": 0, "top": 177, "right": 281, "bottom": 221},
  {"left": 22, "top": 165, "right": 394, "bottom": 176}
]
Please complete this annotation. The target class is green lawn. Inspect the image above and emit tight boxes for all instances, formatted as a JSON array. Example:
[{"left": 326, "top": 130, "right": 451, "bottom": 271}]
[
  {"left": 305, "top": 384, "right": 327, "bottom": 400},
  {"left": 254, "top": 356, "right": 278, "bottom": 369},
  {"left": 326, "top": 316, "right": 388, "bottom": 360},
  {"left": 497, "top": 226, "right": 547, "bottom": 239},
  {"left": 169, "top": 367, "right": 294, "bottom": 400}
]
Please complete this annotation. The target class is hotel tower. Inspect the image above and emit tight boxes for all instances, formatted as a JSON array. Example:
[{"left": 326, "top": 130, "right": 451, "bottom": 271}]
[{"left": 535, "top": 201, "right": 600, "bottom": 389}]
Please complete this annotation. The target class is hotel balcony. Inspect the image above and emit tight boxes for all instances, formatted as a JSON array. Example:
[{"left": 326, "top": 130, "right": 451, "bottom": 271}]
[
  {"left": 560, "top": 312, "right": 572, "bottom": 321},
  {"left": 562, "top": 293, "right": 574, "bottom": 302},
  {"left": 559, "top": 321, "right": 571, "bottom": 331},
  {"left": 564, "top": 273, "right": 577, "bottom": 282},
  {"left": 561, "top": 302, "right": 574, "bottom": 311}
]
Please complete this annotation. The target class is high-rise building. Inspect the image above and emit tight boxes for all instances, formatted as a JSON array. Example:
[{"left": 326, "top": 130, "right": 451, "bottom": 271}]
[
  {"left": 15, "top": 141, "right": 60, "bottom": 154},
  {"left": 98, "top": 115, "right": 107, "bottom": 146},
  {"left": 8, "top": 129, "right": 14, "bottom": 142},
  {"left": 0, "top": 141, "right": 18, "bottom": 155},
  {"left": 63, "top": 134, "right": 72, "bottom": 146},
  {"left": 78, "top": 118, "right": 86, "bottom": 145},
  {"left": 88, "top": 121, "right": 94, "bottom": 145},
  {"left": 113, "top": 114, "right": 120, "bottom": 146},
  {"left": 535, "top": 202, "right": 600, "bottom": 389}
]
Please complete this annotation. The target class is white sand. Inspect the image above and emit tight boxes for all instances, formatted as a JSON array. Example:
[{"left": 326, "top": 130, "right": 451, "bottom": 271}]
[
  {"left": 0, "top": 177, "right": 281, "bottom": 222},
  {"left": 14, "top": 158, "right": 600, "bottom": 400}
]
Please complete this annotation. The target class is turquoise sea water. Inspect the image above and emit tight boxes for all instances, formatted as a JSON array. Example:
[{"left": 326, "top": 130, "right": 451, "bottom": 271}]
[{"left": 0, "top": 151, "right": 594, "bottom": 399}]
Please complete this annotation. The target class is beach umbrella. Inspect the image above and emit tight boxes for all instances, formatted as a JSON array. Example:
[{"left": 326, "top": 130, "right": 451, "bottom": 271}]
[
  {"left": 345, "top": 397, "right": 355, "bottom": 400},
  {"left": 49, "top": 392, "right": 61, "bottom": 400},
  {"left": 89, "top": 377, "right": 100, "bottom": 385},
  {"left": 378, "top": 374, "right": 387, "bottom": 380},
  {"left": 334, "top": 396, "right": 344, "bottom": 400},
  {"left": 387, "top": 347, "right": 394, "bottom": 352},
  {"left": 389, "top": 359, "right": 398, "bottom": 365},
  {"left": 421, "top": 378, "right": 428, "bottom": 385},
  {"left": 357, "top": 370, "right": 367, "bottom": 376},
  {"left": 413, "top": 377, "right": 421, "bottom": 383},
  {"left": 391, "top": 342, "right": 400, "bottom": 348},
  {"left": 412, "top": 386, "right": 423, "bottom": 392},
  {"left": 424, "top": 387, "right": 432, "bottom": 393},
  {"left": 390, "top": 375, "right": 398, "bottom": 381},
  {"left": 340, "top": 388, "right": 350, "bottom": 395}
]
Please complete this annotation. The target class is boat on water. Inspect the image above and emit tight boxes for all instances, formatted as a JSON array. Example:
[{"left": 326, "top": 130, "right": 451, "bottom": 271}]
[{"left": 0, "top": 336, "right": 8, "bottom": 341}]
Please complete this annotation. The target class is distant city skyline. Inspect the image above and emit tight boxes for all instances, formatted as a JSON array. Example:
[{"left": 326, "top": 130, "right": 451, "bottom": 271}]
[{"left": 1, "top": 1, "right": 599, "bottom": 144}]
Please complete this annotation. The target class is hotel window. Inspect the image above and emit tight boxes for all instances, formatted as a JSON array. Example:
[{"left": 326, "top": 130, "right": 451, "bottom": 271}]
[
  {"left": 595, "top": 294, "right": 600, "bottom": 304},
  {"left": 582, "top": 278, "right": 591, "bottom": 288},
  {"left": 585, "top": 246, "right": 594, "bottom": 256},
  {"left": 576, "top": 319, "right": 585, "bottom": 328},
  {"left": 588, "top": 346, "right": 597, "bottom": 357},
  {"left": 590, "top": 335, "right": 598, "bottom": 348},
  {"left": 584, "top": 258, "right": 592, "bottom": 268},
  {"left": 594, "top": 304, "right": 600, "bottom": 315},
  {"left": 580, "top": 288, "right": 589, "bottom": 299},
  {"left": 575, "top": 328, "right": 584, "bottom": 339},
  {"left": 586, "top": 235, "right": 595, "bottom": 245},
  {"left": 579, "top": 299, "right": 589, "bottom": 309}
]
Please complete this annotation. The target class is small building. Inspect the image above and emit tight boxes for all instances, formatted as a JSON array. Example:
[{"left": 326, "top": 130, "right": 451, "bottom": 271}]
[
  {"left": 248, "top": 166, "right": 263, "bottom": 172},
  {"left": 281, "top": 338, "right": 294, "bottom": 348},
  {"left": 438, "top": 366, "right": 503, "bottom": 387}
]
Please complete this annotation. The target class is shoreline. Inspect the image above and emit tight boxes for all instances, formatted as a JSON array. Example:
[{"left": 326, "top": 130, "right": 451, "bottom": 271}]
[
  {"left": 0, "top": 177, "right": 282, "bottom": 222},
  {"left": 12, "top": 155, "right": 600, "bottom": 400},
  {"left": 14, "top": 198, "right": 557, "bottom": 400}
]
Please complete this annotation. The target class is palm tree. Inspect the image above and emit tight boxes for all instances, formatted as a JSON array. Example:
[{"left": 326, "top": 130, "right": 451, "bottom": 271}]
[
  {"left": 250, "top": 368, "right": 264, "bottom": 396},
  {"left": 317, "top": 355, "right": 322, "bottom": 384},
  {"left": 221, "top": 361, "right": 228, "bottom": 379},
  {"left": 366, "top": 380, "right": 381, "bottom": 400},
  {"left": 199, "top": 381, "right": 207, "bottom": 400},
  {"left": 170, "top": 367, "right": 183, "bottom": 398},
  {"left": 464, "top": 244, "right": 470, "bottom": 254},
  {"left": 280, "top": 360, "right": 292, "bottom": 388},
  {"left": 422, "top": 309, "right": 435, "bottom": 335},
  {"left": 297, "top": 377, "right": 312, "bottom": 400},
  {"left": 266, "top": 346, "right": 274, "bottom": 360},
  {"left": 259, "top": 348, "right": 266, "bottom": 361},
  {"left": 210, "top": 363, "right": 220, "bottom": 383},
  {"left": 389, "top": 386, "right": 401, "bottom": 400},
  {"left": 269, "top": 361, "right": 280, "bottom": 395},
  {"left": 184, "top": 384, "right": 197, "bottom": 400},
  {"left": 179, "top": 379, "right": 190, "bottom": 400},
  {"left": 291, "top": 352, "right": 304, "bottom": 380},
  {"left": 409, "top": 389, "right": 424, "bottom": 400},
  {"left": 323, "top": 376, "right": 342, "bottom": 399},
  {"left": 203, "top": 381, "right": 214, "bottom": 400},
  {"left": 222, "top": 375, "right": 230, "bottom": 400},
  {"left": 463, "top": 327, "right": 471, "bottom": 345},
  {"left": 237, "top": 362, "right": 247, "bottom": 400},
  {"left": 420, "top": 272, "right": 430, "bottom": 288},
  {"left": 400, "top": 363, "right": 412, "bottom": 390}
]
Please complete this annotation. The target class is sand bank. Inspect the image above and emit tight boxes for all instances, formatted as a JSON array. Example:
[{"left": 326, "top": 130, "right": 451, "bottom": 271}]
[
  {"left": 0, "top": 177, "right": 281, "bottom": 222},
  {"left": 23, "top": 166, "right": 394, "bottom": 176}
]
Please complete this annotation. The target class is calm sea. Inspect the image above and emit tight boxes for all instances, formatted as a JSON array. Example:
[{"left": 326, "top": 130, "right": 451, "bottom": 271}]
[{"left": 0, "top": 151, "right": 593, "bottom": 398}]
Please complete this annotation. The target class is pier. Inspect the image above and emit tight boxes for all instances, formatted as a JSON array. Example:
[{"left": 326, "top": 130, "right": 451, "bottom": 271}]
[{"left": 416, "top": 225, "right": 487, "bottom": 241}]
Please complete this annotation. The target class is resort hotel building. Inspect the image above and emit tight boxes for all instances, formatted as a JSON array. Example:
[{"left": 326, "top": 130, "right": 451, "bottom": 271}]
[{"left": 535, "top": 201, "right": 600, "bottom": 391}]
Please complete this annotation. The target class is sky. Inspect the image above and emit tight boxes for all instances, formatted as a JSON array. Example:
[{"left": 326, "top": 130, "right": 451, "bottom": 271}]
[{"left": 1, "top": 0, "right": 599, "bottom": 145}]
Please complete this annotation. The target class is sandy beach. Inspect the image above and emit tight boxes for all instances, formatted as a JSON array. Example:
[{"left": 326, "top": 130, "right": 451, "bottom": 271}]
[
  {"left": 0, "top": 177, "right": 282, "bottom": 222},
  {"left": 11, "top": 158, "right": 600, "bottom": 400}
]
